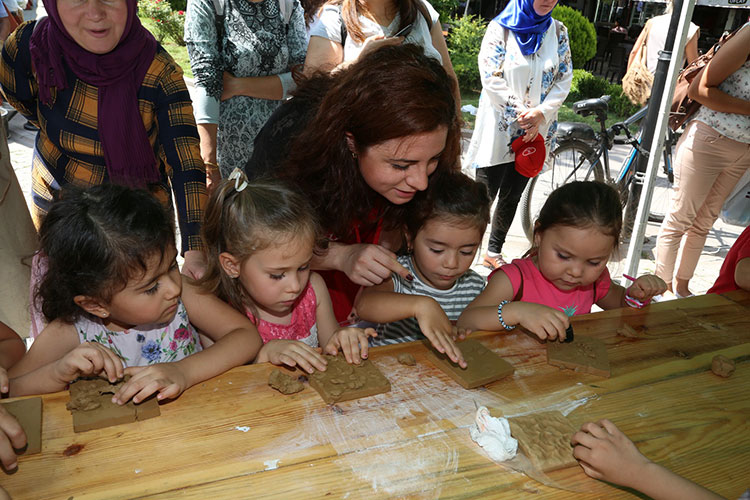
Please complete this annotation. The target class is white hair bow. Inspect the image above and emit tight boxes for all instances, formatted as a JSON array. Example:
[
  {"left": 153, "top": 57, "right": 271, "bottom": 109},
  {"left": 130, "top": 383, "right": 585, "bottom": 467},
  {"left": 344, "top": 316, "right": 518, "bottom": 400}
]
[{"left": 228, "top": 168, "right": 248, "bottom": 193}]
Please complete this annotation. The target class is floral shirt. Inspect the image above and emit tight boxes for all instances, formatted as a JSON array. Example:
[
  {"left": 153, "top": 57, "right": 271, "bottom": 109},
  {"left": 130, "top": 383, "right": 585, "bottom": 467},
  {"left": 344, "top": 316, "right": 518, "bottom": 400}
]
[
  {"left": 463, "top": 18, "right": 573, "bottom": 170},
  {"left": 75, "top": 300, "right": 202, "bottom": 367}
]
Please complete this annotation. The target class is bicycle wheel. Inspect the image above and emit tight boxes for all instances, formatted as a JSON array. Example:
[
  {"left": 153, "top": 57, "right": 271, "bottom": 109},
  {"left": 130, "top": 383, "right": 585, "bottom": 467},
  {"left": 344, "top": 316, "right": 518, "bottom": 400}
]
[{"left": 521, "top": 140, "right": 604, "bottom": 242}]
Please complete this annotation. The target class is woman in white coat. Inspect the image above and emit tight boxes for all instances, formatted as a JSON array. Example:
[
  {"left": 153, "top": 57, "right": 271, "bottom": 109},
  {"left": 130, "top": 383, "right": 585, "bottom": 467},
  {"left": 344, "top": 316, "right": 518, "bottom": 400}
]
[{"left": 464, "top": 0, "right": 572, "bottom": 269}]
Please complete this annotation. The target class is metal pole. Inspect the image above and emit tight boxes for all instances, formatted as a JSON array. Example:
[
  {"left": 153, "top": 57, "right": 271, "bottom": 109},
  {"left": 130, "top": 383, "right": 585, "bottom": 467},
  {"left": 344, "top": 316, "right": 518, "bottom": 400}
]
[{"left": 621, "top": 0, "right": 697, "bottom": 285}]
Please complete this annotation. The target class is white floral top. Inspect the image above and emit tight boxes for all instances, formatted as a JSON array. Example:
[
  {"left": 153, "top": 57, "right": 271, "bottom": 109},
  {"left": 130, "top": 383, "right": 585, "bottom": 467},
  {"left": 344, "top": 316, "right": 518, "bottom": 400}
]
[
  {"left": 75, "top": 300, "right": 202, "bottom": 367},
  {"left": 463, "top": 19, "right": 573, "bottom": 169},
  {"left": 693, "top": 24, "right": 750, "bottom": 144}
]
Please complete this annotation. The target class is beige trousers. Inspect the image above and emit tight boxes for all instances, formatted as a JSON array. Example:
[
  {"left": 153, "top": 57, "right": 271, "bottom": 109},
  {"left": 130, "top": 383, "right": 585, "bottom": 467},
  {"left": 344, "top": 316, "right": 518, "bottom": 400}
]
[{"left": 656, "top": 120, "right": 750, "bottom": 285}]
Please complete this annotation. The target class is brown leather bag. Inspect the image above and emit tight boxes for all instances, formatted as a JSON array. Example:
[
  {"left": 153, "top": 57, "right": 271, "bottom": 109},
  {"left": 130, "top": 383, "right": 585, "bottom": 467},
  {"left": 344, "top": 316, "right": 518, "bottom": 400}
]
[{"left": 669, "top": 28, "right": 740, "bottom": 131}]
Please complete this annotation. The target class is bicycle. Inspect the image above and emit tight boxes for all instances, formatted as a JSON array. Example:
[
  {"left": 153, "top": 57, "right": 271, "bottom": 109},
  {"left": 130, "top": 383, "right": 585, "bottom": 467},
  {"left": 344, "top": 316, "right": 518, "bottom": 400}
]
[{"left": 519, "top": 95, "right": 678, "bottom": 242}]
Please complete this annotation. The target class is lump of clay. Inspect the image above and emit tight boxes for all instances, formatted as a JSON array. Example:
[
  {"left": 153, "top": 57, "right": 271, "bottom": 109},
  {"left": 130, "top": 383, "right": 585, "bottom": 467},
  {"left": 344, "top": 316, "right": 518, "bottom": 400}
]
[
  {"left": 268, "top": 369, "right": 305, "bottom": 395},
  {"left": 711, "top": 355, "right": 735, "bottom": 378},
  {"left": 397, "top": 353, "right": 416, "bottom": 366}
]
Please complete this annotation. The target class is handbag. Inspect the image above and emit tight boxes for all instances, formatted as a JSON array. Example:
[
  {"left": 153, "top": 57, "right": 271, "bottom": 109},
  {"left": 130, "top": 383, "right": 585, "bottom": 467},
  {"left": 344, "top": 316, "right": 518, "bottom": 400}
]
[
  {"left": 622, "top": 21, "right": 653, "bottom": 106},
  {"left": 669, "top": 28, "right": 740, "bottom": 131}
]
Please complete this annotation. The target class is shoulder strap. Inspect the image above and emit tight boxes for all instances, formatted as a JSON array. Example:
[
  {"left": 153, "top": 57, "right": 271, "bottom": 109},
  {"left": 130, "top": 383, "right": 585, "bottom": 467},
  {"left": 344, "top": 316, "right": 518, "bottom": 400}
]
[
  {"left": 339, "top": 9, "right": 347, "bottom": 45},
  {"left": 415, "top": 1, "right": 432, "bottom": 30},
  {"left": 279, "top": 0, "right": 294, "bottom": 24}
]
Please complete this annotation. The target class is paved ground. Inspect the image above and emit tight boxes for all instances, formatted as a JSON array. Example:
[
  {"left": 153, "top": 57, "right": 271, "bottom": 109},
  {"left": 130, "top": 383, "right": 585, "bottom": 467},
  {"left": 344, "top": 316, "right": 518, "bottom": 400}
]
[{"left": 5, "top": 88, "right": 743, "bottom": 300}]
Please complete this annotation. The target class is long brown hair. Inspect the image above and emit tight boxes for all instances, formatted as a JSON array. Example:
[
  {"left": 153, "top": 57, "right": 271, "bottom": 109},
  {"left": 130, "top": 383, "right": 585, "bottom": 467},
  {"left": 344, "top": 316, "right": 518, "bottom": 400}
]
[
  {"left": 337, "top": 0, "right": 427, "bottom": 43},
  {"left": 281, "top": 44, "right": 460, "bottom": 241}
]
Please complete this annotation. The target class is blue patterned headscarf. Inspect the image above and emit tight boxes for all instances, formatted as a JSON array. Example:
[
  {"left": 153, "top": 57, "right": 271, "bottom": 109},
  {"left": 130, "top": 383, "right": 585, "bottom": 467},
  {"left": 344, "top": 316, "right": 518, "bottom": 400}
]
[{"left": 496, "top": 0, "right": 556, "bottom": 56}]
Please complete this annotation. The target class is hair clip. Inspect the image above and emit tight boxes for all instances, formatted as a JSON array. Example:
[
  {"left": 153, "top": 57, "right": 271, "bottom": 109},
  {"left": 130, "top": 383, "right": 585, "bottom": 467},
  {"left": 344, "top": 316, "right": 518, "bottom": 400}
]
[{"left": 228, "top": 168, "right": 248, "bottom": 192}]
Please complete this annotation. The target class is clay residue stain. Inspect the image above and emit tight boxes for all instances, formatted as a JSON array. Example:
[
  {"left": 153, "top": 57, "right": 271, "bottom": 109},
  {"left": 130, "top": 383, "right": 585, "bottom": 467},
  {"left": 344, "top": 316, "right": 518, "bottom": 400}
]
[{"left": 63, "top": 444, "right": 84, "bottom": 456}]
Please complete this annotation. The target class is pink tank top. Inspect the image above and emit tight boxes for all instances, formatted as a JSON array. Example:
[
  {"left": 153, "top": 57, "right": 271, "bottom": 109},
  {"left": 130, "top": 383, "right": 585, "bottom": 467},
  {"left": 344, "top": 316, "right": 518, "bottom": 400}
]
[{"left": 245, "top": 280, "right": 319, "bottom": 347}]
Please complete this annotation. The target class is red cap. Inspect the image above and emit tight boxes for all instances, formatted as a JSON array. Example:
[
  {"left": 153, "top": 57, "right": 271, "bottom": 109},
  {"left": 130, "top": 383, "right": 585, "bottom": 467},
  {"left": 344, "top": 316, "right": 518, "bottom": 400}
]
[{"left": 511, "top": 134, "right": 546, "bottom": 178}]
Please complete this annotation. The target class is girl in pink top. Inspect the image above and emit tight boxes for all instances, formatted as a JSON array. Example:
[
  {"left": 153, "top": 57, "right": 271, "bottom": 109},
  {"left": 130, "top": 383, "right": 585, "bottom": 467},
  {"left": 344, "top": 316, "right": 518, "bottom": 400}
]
[
  {"left": 199, "top": 171, "right": 376, "bottom": 374},
  {"left": 458, "top": 181, "right": 666, "bottom": 341}
]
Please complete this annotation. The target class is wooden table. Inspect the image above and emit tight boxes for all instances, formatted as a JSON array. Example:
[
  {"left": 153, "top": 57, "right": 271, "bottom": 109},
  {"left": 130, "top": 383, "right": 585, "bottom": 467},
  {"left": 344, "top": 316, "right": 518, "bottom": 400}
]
[{"left": 3, "top": 292, "right": 749, "bottom": 499}]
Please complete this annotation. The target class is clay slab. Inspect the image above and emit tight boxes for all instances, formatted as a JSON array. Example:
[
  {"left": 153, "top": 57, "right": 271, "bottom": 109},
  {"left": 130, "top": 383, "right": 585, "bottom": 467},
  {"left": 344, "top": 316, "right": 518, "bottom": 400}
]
[
  {"left": 547, "top": 336, "right": 611, "bottom": 378},
  {"left": 426, "top": 339, "right": 514, "bottom": 389},
  {"left": 0, "top": 397, "right": 42, "bottom": 455},
  {"left": 509, "top": 411, "right": 578, "bottom": 472},
  {"left": 308, "top": 355, "right": 391, "bottom": 404},
  {"left": 67, "top": 378, "right": 160, "bottom": 433}
]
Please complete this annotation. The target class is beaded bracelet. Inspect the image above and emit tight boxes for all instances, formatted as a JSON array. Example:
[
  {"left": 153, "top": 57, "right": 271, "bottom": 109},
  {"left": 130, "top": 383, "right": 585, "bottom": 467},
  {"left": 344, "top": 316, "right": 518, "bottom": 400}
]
[{"left": 497, "top": 300, "right": 515, "bottom": 330}]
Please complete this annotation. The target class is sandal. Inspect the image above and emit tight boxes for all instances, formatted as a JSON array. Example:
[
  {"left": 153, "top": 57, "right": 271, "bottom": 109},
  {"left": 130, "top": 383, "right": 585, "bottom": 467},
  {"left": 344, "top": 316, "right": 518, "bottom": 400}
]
[{"left": 482, "top": 254, "right": 507, "bottom": 270}]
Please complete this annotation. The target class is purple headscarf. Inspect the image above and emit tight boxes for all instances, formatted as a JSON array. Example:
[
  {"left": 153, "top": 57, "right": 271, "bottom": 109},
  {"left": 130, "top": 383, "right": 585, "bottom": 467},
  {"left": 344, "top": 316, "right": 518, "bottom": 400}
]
[
  {"left": 29, "top": 0, "right": 159, "bottom": 187},
  {"left": 496, "top": 0, "right": 556, "bottom": 56}
]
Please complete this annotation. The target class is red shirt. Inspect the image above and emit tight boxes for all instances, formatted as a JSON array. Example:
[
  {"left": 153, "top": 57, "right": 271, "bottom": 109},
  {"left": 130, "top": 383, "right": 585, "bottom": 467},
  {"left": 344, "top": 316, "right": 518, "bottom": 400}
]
[{"left": 707, "top": 226, "right": 750, "bottom": 295}]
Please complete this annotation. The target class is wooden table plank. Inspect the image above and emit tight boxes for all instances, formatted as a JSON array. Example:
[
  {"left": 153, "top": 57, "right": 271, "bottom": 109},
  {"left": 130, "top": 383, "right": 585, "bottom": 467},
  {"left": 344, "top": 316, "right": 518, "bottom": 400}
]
[{"left": 2, "top": 292, "right": 749, "bottom": 499}]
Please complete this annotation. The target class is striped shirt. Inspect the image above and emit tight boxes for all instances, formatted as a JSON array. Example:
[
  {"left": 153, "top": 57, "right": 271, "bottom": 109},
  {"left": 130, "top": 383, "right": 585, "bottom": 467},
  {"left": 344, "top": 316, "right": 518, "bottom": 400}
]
[
  {"left": 0, "top": 21, "right": 206, "bottom": 251},
  {"left": 371, "top": 255, "right": 486, "bottom": 346}
]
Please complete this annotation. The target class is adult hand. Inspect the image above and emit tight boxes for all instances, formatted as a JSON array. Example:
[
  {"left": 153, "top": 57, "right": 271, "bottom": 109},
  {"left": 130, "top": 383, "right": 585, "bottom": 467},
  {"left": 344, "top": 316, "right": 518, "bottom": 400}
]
[
  {"left": 571, "top": 419, "right": 651, "bottom": 488},
  {"left": 52, "top": 342, "right": 124, "bottom": 386},
  {"left": 259, "top": 340, "right": 328, "bottom": 374},
  {"left": 415, "top": 298, "right": 466, "bottom": 367},
  {"left": 182, "top": 250, "right": 206, "bottom": 280},
  {"left": 341, "top": 244, "right": 411, "bottom": 287},
  {"left": 358, "top": 34, "right": 403, "bottom": 60},
  {"left": 324, "top": 327, "right": 377, "bottom": 364},
  {"left": 518, "top": 108, "right": 544, "bottom": 142},
  {"left": 114, "top": 363, "right": 189, "bottom": 404},
  {"left": 0, "top": 405, "right": 25, "bottom": 471},
  {"left": 221, "top": 72, "right": 241, "bottom": 101}
]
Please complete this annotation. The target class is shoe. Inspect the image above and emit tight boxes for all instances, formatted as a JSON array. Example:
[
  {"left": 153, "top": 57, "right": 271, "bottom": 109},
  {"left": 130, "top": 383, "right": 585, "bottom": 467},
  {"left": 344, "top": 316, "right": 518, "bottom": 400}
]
[
  {"left": 23, "top": 121, "right": 38, "bottom": 131},
  {"left": 675, "top": 291, "right": 695, "bottom": 299},
  {"left": 482, "top": 254, "right": 507, "bottom": 270}
]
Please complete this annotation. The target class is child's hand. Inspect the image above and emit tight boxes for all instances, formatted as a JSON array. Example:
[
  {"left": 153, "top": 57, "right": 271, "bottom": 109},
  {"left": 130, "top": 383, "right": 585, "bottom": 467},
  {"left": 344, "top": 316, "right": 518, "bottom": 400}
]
[
  {"left": 571, "top": 419, "right": 651, "bottom": 488},
  {"left": 324, "top": 327, "right": 377, "bottom": 364},
  {"left": 0, "top": 405, "right": 25, "bottom": 471},
  {"left": 0, "top": 367, "right": 8, "bottom": 395},
  {"left": 452, "top": 325, "right": 471, "bottom": 341},
  {"left": 627, "top": 275, "right": 667, "bottom": 303},
  {"left": 259, "top": 340, "right": 328, "bottom": 374},
  {"left": 113, "top": 363, "right": 189, "bottom": 404},
  {"left": 511, "top": 302, "right": 569, "bottom": 342},
  {"left": 52, "top": 342, "right": 124, "bottom": 386},
  {"left": 415, "top": 298, "right": 466, "bottom": 368}
]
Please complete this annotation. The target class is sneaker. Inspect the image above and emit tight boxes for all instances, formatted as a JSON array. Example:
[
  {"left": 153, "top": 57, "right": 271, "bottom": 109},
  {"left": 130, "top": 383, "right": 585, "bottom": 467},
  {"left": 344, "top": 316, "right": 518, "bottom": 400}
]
[{"left": 483, "top": 254, "right": 507, "bottom": 270}]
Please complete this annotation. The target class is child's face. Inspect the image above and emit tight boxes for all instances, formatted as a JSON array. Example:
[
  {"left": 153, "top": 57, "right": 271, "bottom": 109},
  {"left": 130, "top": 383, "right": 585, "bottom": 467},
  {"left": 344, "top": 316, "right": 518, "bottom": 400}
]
[
  {"left": 411, "top": 218, "right": 482, "bottom": 290},
  {"left": 237, "top": 235, "right": 314, "bottom": 320},
  {"left": 102, "top": 248, "right": 183, "bottom": 331},
  {"left": 534, "top": 225, "right": 614, "bottom": 291}
]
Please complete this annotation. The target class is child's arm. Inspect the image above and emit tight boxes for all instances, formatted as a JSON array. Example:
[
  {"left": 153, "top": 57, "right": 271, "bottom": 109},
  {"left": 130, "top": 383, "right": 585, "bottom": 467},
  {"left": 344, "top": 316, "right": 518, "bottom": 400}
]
[
  {"left": 8, "top": 320, "right": 124, "bottom": 396},
  {"left": 356, "top": 279, "right": 466, "bottom": 368},
  {"left": 596, "top": 275, "right": 667, "bottom": 311},
  {"left": 734, "top": 257, "right": 750, "bottom": 291},
  {"left": 113, "top": 280, "right": 264, "bottom": 404},
  {"left": 311, "top": 273, "right": 376, "bottom": 365},
  {"left": 571, "top": 419, "right": 724, "bottom": 500},
  {"left": 0, "top": 322, "right": 26, "bottom": 395},
  {"left": 457, "top": 271, "right": 569, "bottom": 341}
]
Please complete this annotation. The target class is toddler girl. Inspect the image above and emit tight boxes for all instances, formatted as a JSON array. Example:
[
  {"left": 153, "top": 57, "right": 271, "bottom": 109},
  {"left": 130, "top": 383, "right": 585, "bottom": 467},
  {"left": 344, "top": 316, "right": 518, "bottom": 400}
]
[
  {"left": 355, "top": 172, "right": 491, "bottom": 367},
  {"left": 458, "top": 181, "right": 666, "bottom": 341},
  {"left": 9, "top": 185, "right": 264, "bottom": 403},
  {"left": 199, "top": 171, "right": 376, "bottom": 373}
]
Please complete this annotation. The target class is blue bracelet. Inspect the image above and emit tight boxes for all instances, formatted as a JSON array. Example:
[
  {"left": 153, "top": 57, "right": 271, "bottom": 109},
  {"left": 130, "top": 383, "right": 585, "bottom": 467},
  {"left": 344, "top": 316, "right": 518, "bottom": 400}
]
[{"left": 497, "top": 300, "right": 515, "bottom": 330}]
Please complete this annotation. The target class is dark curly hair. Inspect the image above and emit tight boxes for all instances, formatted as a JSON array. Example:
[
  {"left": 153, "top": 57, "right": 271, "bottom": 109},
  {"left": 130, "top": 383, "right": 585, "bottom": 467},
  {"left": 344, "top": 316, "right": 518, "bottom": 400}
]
[{"left": 36, "top": 185, "right": 176, "bottom": 323}]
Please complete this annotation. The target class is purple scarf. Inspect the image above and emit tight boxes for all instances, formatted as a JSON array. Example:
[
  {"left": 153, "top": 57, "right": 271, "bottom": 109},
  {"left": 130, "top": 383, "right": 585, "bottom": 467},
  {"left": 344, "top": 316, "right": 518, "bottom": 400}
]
[{"left": 29, "top": 0, "right": 159, "bottom": 187}]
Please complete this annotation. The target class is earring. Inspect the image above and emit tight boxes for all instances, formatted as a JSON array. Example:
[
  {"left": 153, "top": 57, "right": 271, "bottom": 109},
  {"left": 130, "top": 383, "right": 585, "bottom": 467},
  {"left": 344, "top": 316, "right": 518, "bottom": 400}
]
[
  {"left": 102, "top": 312, "right": 109, "bottom": 317},
  {"left": 351, "top": 151, "right": 357, "bottom": 159}
]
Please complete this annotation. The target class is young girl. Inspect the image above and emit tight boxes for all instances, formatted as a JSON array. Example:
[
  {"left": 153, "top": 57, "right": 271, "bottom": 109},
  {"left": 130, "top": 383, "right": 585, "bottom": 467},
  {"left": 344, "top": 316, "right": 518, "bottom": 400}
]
[
  {"left": 8, "top": 185, "right": 264, "bottom": 404},
  {"left": 355, "top": 172, "right": 490, "bottom": 367},
  {"left": 458, "top": 181, "right": 666, "bottom": 341},
  {"left": 199, "top": 172, "right": 376, "bottom": 373}
]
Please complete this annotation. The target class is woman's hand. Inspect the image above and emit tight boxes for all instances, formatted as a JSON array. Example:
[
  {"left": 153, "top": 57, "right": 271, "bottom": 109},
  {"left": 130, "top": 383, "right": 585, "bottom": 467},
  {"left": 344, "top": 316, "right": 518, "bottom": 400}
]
[
  {"left": 415, "top": 298, "right": 466, "bottom": 367},
  {"left": 506, "top": 302, "right": 569, "bottom": 341},
  {"left": 182, "top": 250, "right": 206, "bottom": 280},
  {"left": 52, "top": 342, "right": 124, "bottom": 386},
  {"left": 221, "top": 72, "right": 240, "bottom": 101},
  {"left": 571, "top": 419, "right": 652, "bottom": 488},
  {"left": 114, "top": 363, "right": 189, "bottom": 404},
  {"left": 518, "top": 108, "right": 545, "bottom": 142},
  {"left": 341, "top": 244, "right": 411, "bottom": 287},
  {"left": 358, "top": 34, "right": 404, "bottom": 60},
  {"left": 324, "top": 327, "right": 377, "bottom": 364},
  {"left": 258, "top": 340, "right": 328, "bottom": 374},
  {"left": 0, "top": 405, "right": 25, "bottom": 471},
  {"left": 627, "top": 275, "right": 667, "bottom": 303}
]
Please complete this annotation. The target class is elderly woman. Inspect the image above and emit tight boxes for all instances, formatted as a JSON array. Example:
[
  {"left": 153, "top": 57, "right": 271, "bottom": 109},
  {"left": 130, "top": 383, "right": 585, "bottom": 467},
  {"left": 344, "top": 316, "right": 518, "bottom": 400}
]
[{"left": 0, "top": 0, "right": 206, "bottom": 277}]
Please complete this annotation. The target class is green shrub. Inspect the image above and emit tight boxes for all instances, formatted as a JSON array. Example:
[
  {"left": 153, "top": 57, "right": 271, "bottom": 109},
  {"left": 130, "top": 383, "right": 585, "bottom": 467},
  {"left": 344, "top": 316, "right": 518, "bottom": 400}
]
[
  {"left": 447, "top": 14, "right": 487, "bottom": 93},
  {"left": 168, "top": 0, "right": 187, "bottom": 12},
  {"left": 571, "top": 69, "right": 611, "bottom": 100},
  {"left": 139, "top": 0, "right": 186, "bottom": 46},
  {"left": 551, "top": 5, "right": 596, "bottom": 69},
  {"left": 606, "top": 83, "right": 640, "bottom": 117},
  {"left": 431, "top": 0, "right": 459, "bottom": 25}
]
